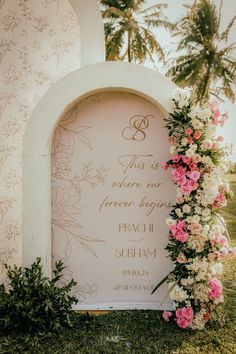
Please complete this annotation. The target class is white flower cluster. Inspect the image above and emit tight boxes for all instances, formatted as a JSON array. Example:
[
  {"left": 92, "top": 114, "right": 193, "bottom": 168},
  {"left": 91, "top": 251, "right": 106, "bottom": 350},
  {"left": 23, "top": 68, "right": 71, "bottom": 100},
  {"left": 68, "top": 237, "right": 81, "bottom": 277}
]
[
  {"left": 169, "top": 284, "right": 189, "bottom": 302},
  {"left": 186, "top": 257, "right": 210, "bottom": 281},
  {"left": 191, "top": 308, "right": 208, "bottom": 330},
  {"left": 163, "top": 88, "right": 234, "bottom": 330},
  {"left": 172, "top": 87, "right": 191, "bottom": 108}
]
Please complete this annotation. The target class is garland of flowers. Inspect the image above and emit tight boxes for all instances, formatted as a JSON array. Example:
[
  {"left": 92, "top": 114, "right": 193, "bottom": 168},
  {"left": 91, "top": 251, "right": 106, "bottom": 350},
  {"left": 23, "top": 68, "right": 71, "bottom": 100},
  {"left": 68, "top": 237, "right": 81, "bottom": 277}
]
[{"left": 160, "top": 88, "right": 236, "bottom": 330}]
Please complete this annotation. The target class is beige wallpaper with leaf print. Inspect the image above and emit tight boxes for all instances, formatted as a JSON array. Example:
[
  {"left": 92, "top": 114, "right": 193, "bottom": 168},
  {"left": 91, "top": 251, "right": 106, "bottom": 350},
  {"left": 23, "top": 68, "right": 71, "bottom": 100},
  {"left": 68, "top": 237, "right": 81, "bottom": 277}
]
[{"left": 0, "top": 0, "right": 81, "bottom": 282}]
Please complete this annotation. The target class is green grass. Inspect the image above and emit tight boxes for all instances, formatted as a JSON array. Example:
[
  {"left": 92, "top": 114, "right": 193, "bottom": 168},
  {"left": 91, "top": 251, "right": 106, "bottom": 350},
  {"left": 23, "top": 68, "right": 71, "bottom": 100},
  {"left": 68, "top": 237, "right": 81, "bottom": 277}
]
[
  {"left": 0, "top": 176, "right": 236, "bottom": 354},
  {"left": 0, "top": 273, "right": 236, "bottom": 354},
  {"left": 223, "top": 173, "right": 236, "bottom": 242}
]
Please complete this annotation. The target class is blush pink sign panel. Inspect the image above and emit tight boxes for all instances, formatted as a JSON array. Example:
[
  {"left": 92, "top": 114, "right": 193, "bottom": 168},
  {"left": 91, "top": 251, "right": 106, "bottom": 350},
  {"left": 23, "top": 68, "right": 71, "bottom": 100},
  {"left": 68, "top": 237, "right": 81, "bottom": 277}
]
[{"left": 51, "top": 91, "right": 175, "bottom": 309}]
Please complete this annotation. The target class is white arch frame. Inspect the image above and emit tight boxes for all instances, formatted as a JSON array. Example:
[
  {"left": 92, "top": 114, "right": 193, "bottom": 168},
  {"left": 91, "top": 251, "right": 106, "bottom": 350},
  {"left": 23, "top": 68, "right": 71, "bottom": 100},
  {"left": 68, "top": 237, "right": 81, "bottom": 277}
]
[
  {"left": 68, "top": 0, "right": 105, "bottom": 65},
  {"left": 0, "top": 0, "right": 105, "bottom": 73},
  {"left": 22, "top": 62, "right": 176, "bottom": 275}
]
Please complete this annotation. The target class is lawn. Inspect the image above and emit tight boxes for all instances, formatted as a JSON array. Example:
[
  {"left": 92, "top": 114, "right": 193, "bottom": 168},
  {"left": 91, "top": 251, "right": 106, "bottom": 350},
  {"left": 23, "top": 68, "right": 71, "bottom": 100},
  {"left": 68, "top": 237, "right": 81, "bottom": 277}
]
[{"left": 0, "top": 176, "right": 236, "bottom": 354}]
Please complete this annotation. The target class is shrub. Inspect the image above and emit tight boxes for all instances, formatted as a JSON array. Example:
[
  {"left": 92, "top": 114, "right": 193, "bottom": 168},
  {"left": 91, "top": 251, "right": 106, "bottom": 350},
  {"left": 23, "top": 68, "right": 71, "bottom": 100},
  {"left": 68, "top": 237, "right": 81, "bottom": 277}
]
[{"left": 0, "top": 258, "right": 78, "bottom": 333}]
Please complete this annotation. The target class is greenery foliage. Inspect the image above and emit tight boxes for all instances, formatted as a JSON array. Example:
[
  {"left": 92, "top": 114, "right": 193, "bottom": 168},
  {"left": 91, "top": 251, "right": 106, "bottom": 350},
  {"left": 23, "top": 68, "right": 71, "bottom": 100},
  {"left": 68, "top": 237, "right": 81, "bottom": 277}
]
[
  {"left": 99, "top": 0, "right": 173, "bottom": 63},
  {"left": 0, "top": 258, "right": 78, "bottom": 333},
  {"left": 167, "top": 0, "right": 236, "bottom": 103}
]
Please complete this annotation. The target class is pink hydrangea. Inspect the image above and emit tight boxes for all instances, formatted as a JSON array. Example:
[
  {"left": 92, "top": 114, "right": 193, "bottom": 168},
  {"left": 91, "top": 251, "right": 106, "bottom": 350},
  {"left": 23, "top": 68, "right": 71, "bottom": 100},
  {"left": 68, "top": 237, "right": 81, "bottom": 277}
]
[
  {"left": 208, "top": 278, "right": 223, "bottom": 300},
  {"left": 162, "top": 311, "right": 172, "bottom": 321}
]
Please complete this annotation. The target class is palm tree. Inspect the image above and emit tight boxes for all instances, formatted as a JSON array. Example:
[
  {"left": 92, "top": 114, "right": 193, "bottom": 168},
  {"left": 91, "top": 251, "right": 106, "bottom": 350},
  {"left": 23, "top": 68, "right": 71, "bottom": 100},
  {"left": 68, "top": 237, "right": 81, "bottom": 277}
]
[
  {"left": 167, "top": 0, "right": 236, "bottom": 102},
  {"left": 99, "top": 0, "right": 173, "bottom": 64}
]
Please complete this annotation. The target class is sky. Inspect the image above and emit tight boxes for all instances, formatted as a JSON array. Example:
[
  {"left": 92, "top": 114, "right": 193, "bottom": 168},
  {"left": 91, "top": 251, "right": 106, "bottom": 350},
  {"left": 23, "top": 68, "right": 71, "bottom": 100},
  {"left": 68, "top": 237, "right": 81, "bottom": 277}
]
[{"left": 144, "top": 0, "right": 236, "bottom": 161}]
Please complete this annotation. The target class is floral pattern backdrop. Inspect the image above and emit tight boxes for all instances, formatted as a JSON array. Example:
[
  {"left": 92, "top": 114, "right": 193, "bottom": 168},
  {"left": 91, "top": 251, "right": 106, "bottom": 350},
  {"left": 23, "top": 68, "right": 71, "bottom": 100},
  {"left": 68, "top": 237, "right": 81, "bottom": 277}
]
[{"left": 0, "top": 0, "right": 81, "bottom": 282}]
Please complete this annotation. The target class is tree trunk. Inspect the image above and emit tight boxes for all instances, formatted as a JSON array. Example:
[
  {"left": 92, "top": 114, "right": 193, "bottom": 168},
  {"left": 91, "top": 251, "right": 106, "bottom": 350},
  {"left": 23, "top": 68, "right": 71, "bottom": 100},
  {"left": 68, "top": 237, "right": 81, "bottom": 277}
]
[{"left": 128, "top": 30, "right": 131, "bottom": 62}]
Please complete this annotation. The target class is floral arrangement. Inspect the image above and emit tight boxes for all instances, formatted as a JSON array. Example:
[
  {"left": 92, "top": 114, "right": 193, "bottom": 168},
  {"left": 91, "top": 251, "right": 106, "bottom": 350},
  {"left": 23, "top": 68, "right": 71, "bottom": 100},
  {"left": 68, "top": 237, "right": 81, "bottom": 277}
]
[{"left": 159, "top": 88, "right": 236, "bottom": 330}]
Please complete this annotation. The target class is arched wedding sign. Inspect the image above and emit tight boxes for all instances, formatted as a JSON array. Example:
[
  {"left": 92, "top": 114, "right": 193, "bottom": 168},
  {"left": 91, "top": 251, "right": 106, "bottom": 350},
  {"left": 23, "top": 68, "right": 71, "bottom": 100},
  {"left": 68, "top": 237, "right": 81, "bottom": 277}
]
[{"left": 22, "top": 62, "right": 176, "bottom": 310}]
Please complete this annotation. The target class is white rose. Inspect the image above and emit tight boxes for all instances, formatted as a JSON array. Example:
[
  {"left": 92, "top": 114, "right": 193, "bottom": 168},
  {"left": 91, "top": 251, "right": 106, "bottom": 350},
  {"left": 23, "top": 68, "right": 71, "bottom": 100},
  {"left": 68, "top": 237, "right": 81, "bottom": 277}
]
[{"left": 183, "top": 204, "right": 191, "bottom": 214}]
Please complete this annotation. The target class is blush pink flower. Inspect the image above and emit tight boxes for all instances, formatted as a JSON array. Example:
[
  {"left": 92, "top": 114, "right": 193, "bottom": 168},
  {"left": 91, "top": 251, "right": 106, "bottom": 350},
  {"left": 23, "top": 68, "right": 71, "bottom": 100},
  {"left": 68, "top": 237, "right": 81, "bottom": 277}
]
[
  {"left": 177, "top": 253, "right": 187, "bottom": 263},
  {"left": 208, "top": 278, "right": 223, "bottom": 300},
  {"left": 188, "top": 136, "right": 193, "bottom": 144},
  {"left": 172, "top": 167, "right": 187, "bottom": 185},
  {"left": 176, "top": 307, "right": 194, "bottom": 329},
  {"left": 172, "top": 154, "right": 181, "bottom": 163},
  {"left": 185, "top": 127, "right": 193, "bottom": 136},
  {"left": 214, "top": 193, "right": 226, "bottom": 207},
  {"left": 192, "top": 154, "right": 201, "bottom": 163},
  {"left": 202, "top": 141, "right": 212, "bottom": 150},
  {"left": 188, "top": 170, "right": 201, "bottom": 181},
  {"left": 180, "top": 179, "right": 198, "bottom": 195},
  {"left": 161, "top": 162, "right": 169, "bottom": 170},
  {"left": 193, "top": 130, "right": 202, "bottom": 140},
  {"left": 176, "top": 318, "right": 190, "bottom": 329},
  {"left": 182, "top": 156, "right": 191, "bottom": 165},
  {"left": 189, "top": 223, "right": 203, "bottom": 234},
  {"left": 189, "top": 162, "right": 198, "bottom": 171},
  {"left": 162, "top": 311, "right": 172, "bottom": 321}
]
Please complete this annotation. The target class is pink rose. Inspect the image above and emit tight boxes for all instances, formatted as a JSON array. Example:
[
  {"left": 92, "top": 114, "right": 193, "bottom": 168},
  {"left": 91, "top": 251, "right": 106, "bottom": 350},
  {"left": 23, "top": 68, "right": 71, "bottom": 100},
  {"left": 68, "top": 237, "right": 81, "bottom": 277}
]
[
  {"left": 183, "top": 307, "right": 194, "bottom": 321},
  {"left": 202, "top": 141, "right": 212, "bottom": 150},
  {"left": 188, "top": 136, "right": 193, "bottom": 144},
  {"left": 170, "top": 221, "right": 189, "bottom": 243},
  {"left": 177, "top": 318, "right": 190, "bottom": 329},
  {"left": 189, "top": 162, "right": 198, "bottom": 171},
  {"left": 161, "top": 162, "right": 169, "bottom": 170},
  {"left": 177, "top": 253, "right": 187, "bottom": 263},
  {"left": 172, "top": 154, "right": 181, "bottom": 163},
  {"left": 192, "top": 154, "right": 201, "bottom": 163},
  {"left": 172, "top": 167, "right": 187, "bottom": 185},
  {"left": 188, "top": 170, "right": 201, "bottom": 181},
  {"left": 214, "top": 193, "right": 226, "bottom": 207},
  {"left": 208, "top": 278, "right": 223, "bottom": 300},
  {"left": 182, "top": 156, "right": 191, "bottom": 165},
  {"left": 162, "top": 311, "right": 172, "bottom": 321},
  {"left": 193, "top": 130, "right": 202, "bottom": 140},
  {"left": 176, "top": 308, "right": 184, "bottom": 318},
  {"left": 185, "top": 127, "right": 193, "bottom": 136},
  {"left": 180, "top": 179, "right": 198, "bottom": 195}
]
